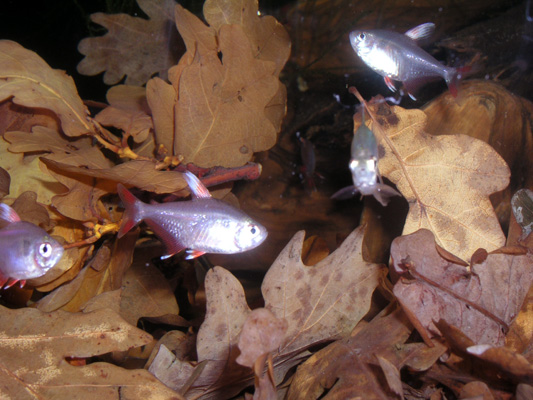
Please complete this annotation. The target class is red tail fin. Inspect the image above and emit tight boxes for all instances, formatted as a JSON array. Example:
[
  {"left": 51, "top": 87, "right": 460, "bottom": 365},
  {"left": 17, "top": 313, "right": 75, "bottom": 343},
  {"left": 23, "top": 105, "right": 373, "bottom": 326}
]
[
  {"left": 117, "top": 184, "right": 144, "bottom": 238},
  {"left": 447, "top": 66, "right": 471, "bottom": 98}
]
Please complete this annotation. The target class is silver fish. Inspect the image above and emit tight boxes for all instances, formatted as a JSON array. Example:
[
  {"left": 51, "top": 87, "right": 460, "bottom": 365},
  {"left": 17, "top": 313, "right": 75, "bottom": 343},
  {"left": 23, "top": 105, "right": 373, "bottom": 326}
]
[
  {"left": 117, "top": 172, "right": 268, "bottom": 259},
  {"left": 0, "top": 203, "right": 64, "bottom": 289},
  {"left": 332, "top": 111, "right": 400, "bottom": 206},
  {"left": 350, "top": 23, "right": 461, "bottom": 98}
]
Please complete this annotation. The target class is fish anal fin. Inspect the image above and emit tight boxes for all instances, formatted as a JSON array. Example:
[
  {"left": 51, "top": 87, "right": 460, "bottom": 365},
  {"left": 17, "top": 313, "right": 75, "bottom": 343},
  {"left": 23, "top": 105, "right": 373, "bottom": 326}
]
[
  {"left": 4, "top": 278, "right": 20, "bottom": 289},
  {"left": 384, "top": 76, "right": 397, "bottom": 92},
  {"left": 144, "top": 218, "right": 186, "bottom": 258},
  {"left": 405, "top": 23, "right": 435, "bottom": 41},
  {"left": 183, "top": 172, "right": 211, "bottom": 199},
  {"left": 185, "top": 249, "right": 206, "bottom": 260},
  {"left": 0, "top": 273, "right": 8, "bottom": 289},
  {"left": 373, "top": 184, "right": 402, "bottom": 206},
  {"left": 19, "top": 280, "right": 26, "bottom": 288},
  {"left": 0, "top": 203, "right": 21, "bottom": 227},
  {"left": 403, "top": 76, "right": 441, "bottom": 100}
]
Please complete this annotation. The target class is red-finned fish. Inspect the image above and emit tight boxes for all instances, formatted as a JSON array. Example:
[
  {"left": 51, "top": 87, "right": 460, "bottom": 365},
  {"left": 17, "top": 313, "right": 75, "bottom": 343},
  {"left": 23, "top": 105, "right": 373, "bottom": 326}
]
[
  {"left": 0, "top": 204, "right": 64, "bottom": 289},
  {"left": 117, "top": 172, "right": 268, "bottom": 259},
  {"left": 350, "top": 23, "right": 463, "bottom": 98},
  {"left": 332, "top": 110, "right": 400, "bottom": 206}
]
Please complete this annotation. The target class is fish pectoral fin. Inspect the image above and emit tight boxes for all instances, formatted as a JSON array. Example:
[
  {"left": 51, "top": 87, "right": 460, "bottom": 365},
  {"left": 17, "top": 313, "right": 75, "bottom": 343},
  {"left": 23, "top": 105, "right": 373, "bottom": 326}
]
[
  {"left": 185, "top": 249, "right": 206, "bottom": 260},
  {"left": 404, "top": 23, "right": 435, "bottom": 41},
  {"left": 384, "top": 76, "right": 397, "bottom": 92},
  {"left": 183, "top": 171, "right": 212, "bottom": 199},
  {"left": 373, "top": 184, "right": 402, "bottom": 206},
  {"left": 331, "top": 186, "right": 359, "bottom": 200}
]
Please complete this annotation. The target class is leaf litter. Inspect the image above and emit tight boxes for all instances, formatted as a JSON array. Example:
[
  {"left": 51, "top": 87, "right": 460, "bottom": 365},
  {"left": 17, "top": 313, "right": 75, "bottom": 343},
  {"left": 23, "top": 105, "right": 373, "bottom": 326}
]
[{"left": 0, "top": 0, "right": 531, "bottom": 399}]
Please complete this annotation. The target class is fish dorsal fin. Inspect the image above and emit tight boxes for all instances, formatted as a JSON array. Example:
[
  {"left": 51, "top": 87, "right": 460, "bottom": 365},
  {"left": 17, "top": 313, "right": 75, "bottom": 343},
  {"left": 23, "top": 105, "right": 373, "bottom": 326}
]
[
  {"left": 183, "top": 172, "right": 211, "bottom": 199},
  {"left": 405, "top": 22, "right": 435, "bottom": 41},
  {"left": 0, "top": 203, "right": 21, "bottom": 228}
]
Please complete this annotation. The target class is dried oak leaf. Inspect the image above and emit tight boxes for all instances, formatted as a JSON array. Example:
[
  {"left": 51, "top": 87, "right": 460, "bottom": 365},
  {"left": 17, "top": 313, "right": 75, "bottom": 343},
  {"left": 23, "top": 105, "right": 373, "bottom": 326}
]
[
  {"left": 0, "top": 166, "right": 9, "bottom": 198},
  {"left": 203, "top": 0, "right": 291, "bottom": 76},
  {"left": 367, "top": 102, "right": 510, "bottom": 261},
  {"left": 42, "top": 158, "right": 187, "bottom": 194},
  {"left": 391, "top": 229, "right": 533, "bottom": 346},
  {"left": 288, "top": 306, "right": 447, "bottom": 400},
  {"left": 77, "top": 0, "right": 179, "bottom": 86},
  {"left": 149, "top": 227, "right": 383, "bottom": 399},
  {"left": 171, "top": 5, "right": 282, "bottom": 167},
  {"left": 0, "top": 40, "right": 93, "bottom": 137},
  {"left": 118, "top": 255, "right": 180, "bottom": 326},
  {"left": 0, "top": 136, "right": 63, "bottom": 205},
  {"left": 0, "top": 305, "right": 183, "bottom": 399}
]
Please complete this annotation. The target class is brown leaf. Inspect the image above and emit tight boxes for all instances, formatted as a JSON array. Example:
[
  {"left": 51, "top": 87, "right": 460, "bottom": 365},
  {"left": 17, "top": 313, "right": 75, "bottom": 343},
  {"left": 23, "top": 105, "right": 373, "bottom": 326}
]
[
  {"left": 42, "top": 158, "right": 187, "bottom": 194},
  {"left": 0, "top": 40, "right": 93, "bottom": 136},
  {"left": 173, "top": 6, "right": 282, "bottom": 167},
  {"left": 391, "top": 229, "right": 533, "bottom": 345},
  {"left": 0, "top": 137, "right": 64, "bottom": 204},
  {"left": 11, "top": 191, "right": 50, "bottom": 229},
  {"left": 466, "top": 344, "right": 533, "bottom": 384},
  {"left": 77, "top": 0, "right": 179, "bottom": 86},
  {"left": 377, "top": 356, "right": 403, "bottom": 399},
  {"left": 506, "top": 283, "right": 533, "bottom": 362},
  {"left": 367, "top": 102, "right": 510, "bottom": 261},
  {"left": 119, "top": 257, "right": 179, "bottom": 326},
  {"left": 287, "top": 307, "right": 413, "bottom": 399},
  {"left": 95, "top": 106, "right": 153, "bottom": 144},
  {"left": 0, "top": 166, "right": 9, "bottom": 198},
  {"left": 0, "top": 305, "right": 182, "bottom": 399},
  {"left": 146, "top": 77, "right": 176, "bottom": 153},
  {"left": 150, "top": 227, "right": 383, "bottom": 399},
  {"left": 0, "top": 101, "right": 60, "bottom": 137},
  {"left": 203, "top": 0, "right": 291, "bottom": 76},
  {"left": 236, "top": 308, "right": 288, "bottom": 368},
  {"left": 106, "top": 85, "right": 151, "bottom": 114}
]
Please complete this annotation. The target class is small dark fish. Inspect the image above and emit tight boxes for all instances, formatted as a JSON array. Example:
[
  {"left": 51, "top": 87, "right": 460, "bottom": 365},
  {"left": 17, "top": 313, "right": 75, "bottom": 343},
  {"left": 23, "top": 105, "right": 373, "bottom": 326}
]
[
  {"left": 117, "top": 172, "right": 268, "bottom": 259},
  {"left": 511, "top": 188, "right": 533, "bottom": 239},
  {"left": 332, "top": 110, "right": 400, "bottom": 206},
  {"left": 0, "top": 204, "right": 64, "bottom": 289},
  {"left": 296, "top": 132, "right": 317, "bottom": 191},
  {"left": 350, "top": 23, "right": 463, "bottom": 98}
]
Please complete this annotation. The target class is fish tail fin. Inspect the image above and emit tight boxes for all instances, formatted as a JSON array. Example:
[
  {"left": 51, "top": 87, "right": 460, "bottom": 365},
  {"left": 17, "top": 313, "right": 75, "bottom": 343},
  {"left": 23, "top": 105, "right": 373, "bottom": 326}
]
[
  {"left": 117, "top": 184, "right": 144, "bottom": 238},
  {"left": 446, "top": 66, "right": 471, "bottom": 98}
]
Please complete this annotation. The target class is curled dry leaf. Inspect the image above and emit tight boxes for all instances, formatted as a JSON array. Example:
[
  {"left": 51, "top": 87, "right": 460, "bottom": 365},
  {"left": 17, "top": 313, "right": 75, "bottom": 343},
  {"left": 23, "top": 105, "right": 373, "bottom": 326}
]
[
  {"left": 288, "top": 306, "right": 446, "bottom": 400},
  {"left": 0, "top": 40, "right": 92, "bottom": 136},
  {"left": 11, "top": 191, "right": 51, "bottom": 229},
  {"left": 391, "top": 229, "right": 533, "bottom": 346},
  {"left": 149, "top": 227, "right": 382, "bottom": 399},
  {"left": 77, "top": 0, "right": 179, "bottom": 86},
  {"left": 365, "top": 101, "right": 510, "bottom": 261},
  {"left": 42, "top": 158, "right": 187, "bottom": 195},
  {"left": 0, "top": 306, "right": 183, "bottom": 400},
  {"left": 0, "top": 137, "right": 63, "bottom": 204},
  {"left": 236, "top": 308, "right": 288, "bottom": 368},
  {"left": 0, "top": 166, "right": 9, "bottom": 198}
]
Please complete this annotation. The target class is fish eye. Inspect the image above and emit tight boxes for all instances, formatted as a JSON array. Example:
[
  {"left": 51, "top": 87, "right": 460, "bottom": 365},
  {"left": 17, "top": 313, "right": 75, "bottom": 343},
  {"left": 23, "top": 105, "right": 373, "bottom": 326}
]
[
  {"left": 249, "top": 225, "right": 259, "bottom": 236},
  {"left": 359, "top": 33, "right": 366, "bottom": 40},
  {"left": 39, "top": 242, "right": 53, "bottom": 258}
]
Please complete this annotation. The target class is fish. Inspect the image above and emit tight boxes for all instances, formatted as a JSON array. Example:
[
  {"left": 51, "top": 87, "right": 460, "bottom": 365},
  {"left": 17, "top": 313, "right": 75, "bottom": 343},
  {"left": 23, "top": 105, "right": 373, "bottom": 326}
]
[
  {"left": 332, "top": 110, "right": 400, "bottom": 206},
  {"left": 117, "top": 171, "right": 268, "bottom": 259},
  {"left": 350, "top": 22, "right": 463, "bottom": 98},
  {"left": 0, "top": 203, "right": 64, "bottom": 289},
  {"left": 296, "top": 132, "right": 317, "bottom": 192}
]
